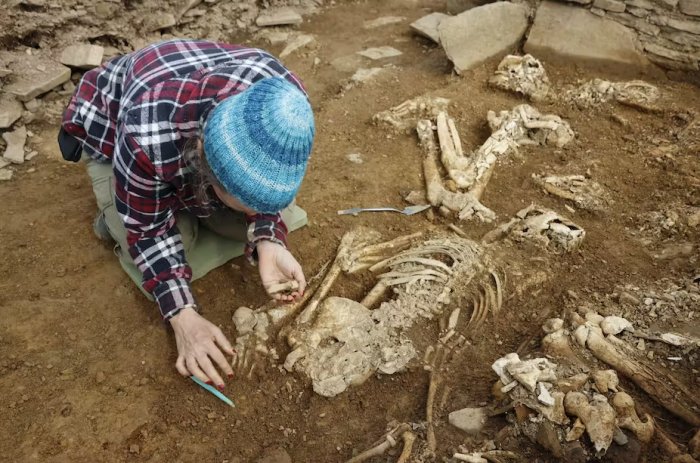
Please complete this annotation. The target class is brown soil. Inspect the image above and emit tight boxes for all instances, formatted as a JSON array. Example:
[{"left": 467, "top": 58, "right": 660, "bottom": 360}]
[{"left": 1, "top": 1, "right": 699, "bottom": 462}]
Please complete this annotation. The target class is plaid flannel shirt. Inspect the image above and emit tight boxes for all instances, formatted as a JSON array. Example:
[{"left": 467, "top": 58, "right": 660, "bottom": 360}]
[{"left": 61, "top": 39, "right": 305, "bottom": 319}]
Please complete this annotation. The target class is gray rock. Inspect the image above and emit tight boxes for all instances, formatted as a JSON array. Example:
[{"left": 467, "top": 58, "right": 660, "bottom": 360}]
[
  {"left": 448, "top": 407, "right": 487, "bottom": 434},
  {"left": 0, "top": 169, "right": 12, "bottom": 181},
  {"left": 357, "top": 46, "right": 403, "bottom": 60},
  {"left": 23, "top": 99, "right": 41, "bottom": 113},
  {"left": 679, "top": 0, "right": 700, "bottom": 15},
  {"left": 0, "top": 95, "right": 23, "bottom": 129},
  {"left": 593, "top": 0, "right": 626, "bottom": 11},
  {"left": 2, "top": 126, "right": 27, "bottom": 164},
  {"left": 524, "top": 1, "right": 651, "bottom": 72},
  {"left": 410, "top": 12, "right": 450, "bottom": 43},
  {"left": 60, "top": 44, "right": 104, "bottom": 69},
  {"left": 438, "top": 2, "right": 529, "bottom": 74},
  {"left": 4, "top": 55, "right": 71, "bottom": 102},
  {"left": 146, "top": 13, "right": 177, "bottom": 32},
  {"left": 256, "top": 7, "right": 302, "bottom": 27}
]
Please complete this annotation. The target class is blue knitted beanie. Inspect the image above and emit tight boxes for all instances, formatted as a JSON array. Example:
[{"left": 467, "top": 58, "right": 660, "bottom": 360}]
[{"left": 203, "top": 77, "right": 315, "bottom": 214}]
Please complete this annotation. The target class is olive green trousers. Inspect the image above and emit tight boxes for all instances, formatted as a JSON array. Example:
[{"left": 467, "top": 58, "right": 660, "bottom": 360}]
[{"left": 85, "top": 159, "right": 308, "bottom": 298}]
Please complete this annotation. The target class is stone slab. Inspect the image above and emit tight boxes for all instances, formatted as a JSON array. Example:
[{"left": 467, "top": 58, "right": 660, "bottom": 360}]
[
  {"left": 410, "top": 12, "right": 450, "bottom": 43},
  {"left": 356, "top": 46, "right": 403, "bottom": 60},
  {"left": 256, "top": 7, "right": 303, "bottom": 27},
  {"left": 146, "top": 13, "right": 177, "bottom": 32},
  {"left": 525, "top": 1, "right": 651, "bottom": 72},
  {"left": 448, "top": 407, "right": 487, "bottom": 434},
  {"left": 2, "top": 125, "right": 27, "bottom": 164},
  {"left": 438, "top": 2, "right": 529, "bottom": 74},
  {"left": 0, "top": 95, "right": 23, "bottom": 129},
  {"left": 363, "top": 16, "right": 406, "bottom": 29},
  {"left": 279, "top": 34, "right": 316, "bottom": 58},
  {"left": 60, "top": 44, "right": 104, "bottom": 69},
  {"left": 593, "top": 0, "right": 627, "bottom": 11},
  {"left": 679, "top": 0, "right": 700, "bottom": 15},
  {"left": 4, "top": 54, "right": 71, "bottom": 102}
]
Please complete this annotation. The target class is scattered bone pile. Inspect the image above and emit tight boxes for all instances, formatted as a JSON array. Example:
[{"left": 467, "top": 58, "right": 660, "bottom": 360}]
[
  {"left": 408, "top": 104, "right": 574, "bottom": 222},
  {"left": 531, "top": 174, "right": 610, "bottom": 212},
  {"left": 483, "top": 204, "right": 585, "bottom": 253},
  {"left": 489, "top": 54, "right": 661, "bottom": 112},
  {"left": 489, "top": 306, "right": 700, "bottom": 462}
]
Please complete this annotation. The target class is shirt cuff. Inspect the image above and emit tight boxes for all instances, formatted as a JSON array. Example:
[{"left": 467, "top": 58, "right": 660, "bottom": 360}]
[
  {"left": 152, "top": 278, "right": 197, "bottom": 320},
  {"left": 245, "top": 214, "right": 289, "bottom": 264}
]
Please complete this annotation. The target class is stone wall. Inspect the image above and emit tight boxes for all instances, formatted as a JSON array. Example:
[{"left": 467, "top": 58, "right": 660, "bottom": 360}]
[{"left": 556, "top": 0, "right": 700, "bottom": 70}]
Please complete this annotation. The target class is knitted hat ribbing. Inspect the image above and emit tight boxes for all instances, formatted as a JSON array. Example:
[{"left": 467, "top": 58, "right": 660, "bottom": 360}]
[{"left": 203, "top": 77, "right": 315, "bottom": 214}]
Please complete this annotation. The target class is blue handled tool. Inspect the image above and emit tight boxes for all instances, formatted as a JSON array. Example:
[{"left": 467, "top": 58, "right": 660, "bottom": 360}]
[{"left": 190, "top": 376, "right": 235, "bottom": 407}]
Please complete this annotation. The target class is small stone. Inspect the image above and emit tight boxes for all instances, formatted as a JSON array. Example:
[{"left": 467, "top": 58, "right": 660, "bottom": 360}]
[
  {"left": 363, "top": 16, "right": 406, "bottom": 29},
  {"left": 346, "top": 153, "right": 363, "bottom": 164},
  {"left": 643, "top": 297, "right": 654, "bottom": 306},
  {"left": 538, "top": 383, "right": 556, "bottom": 406},
  {"left": 129, "top": 444, "right": 140, "bottom": 454},
  {"left": 256, "top": 447, "right": 292, "bottom": 463},
  {"left": 688, "top": 211, "right": 700, "bottom": 227},
  {"left": 2, "top": 126, "right": 27, "bottom": 164},
  {"left": 256, "top": 8, "right": 302, "bottom": 27},
  {"left": 0, "top": 95, "right": 23, "bottom": 129},
  {"left": 0, "top": 169, "right": 12, "bottom": 181},
  {"left": 618, "top": 291, "right": 640, "bottom": 306},
  {"left": 59, "top": 44, "right": 104, "bottom": 69},
  {"left": 448, "top": 407, "right": 487, "bottom": 434},
  {"left": 593, "top": 0, "right": 626, "bottom": 12},
  {"left": 636, "top": 339, "right": 646, "bottom": 351},
  {"left": 23, "top": 99, "right": 41, "bottom": 113},
  {"left": 25, "top": 151, "right": 38, "bottom": 161},
  {"left": 411, "top": 12, "right": 450, "bottom": 44},
  {"left": 146, "top": 13, "right": 177, "bottom": 32},
  {"left": 350, "top": 67, "right": 384, "bottom": 84},
  {"left": 95, "top": 371, "right": 106, "bottom": 384},
  {"left": 357, "top": 46, "right": 402, "bottom": 60},
  {"left": 647, "top": 350, "right": 654, "bottom": 359},
  {"left": 279, "top": 34, "right": 315, "bottom": 58},
  {"left": 261, "top": 31, "right": 290, "bottom": 46}
]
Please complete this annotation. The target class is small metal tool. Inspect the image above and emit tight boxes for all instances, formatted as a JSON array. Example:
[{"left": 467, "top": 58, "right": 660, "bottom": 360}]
[{"left": 337, "top": 205, "right": 431, "bottom": 216}]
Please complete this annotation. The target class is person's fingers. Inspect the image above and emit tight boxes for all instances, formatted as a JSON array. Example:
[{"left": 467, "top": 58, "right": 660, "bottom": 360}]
[
  {"left": 208, "top": 344, "right": 234, "bottom": 379},
  {"left": 186, "top": 355, "right": 211, "bottom": 384},
  {"left": 175, "top": 356, "right": 190, "bottom": 377},
  {"left": 212, "top": 327, "right": 235, "bottom": 357},
  {"left": 197, "top": 350, "right": 225, "bottom": 390},
  {"left": 292, "top": 265, "right": 306, "bottom": 294}
]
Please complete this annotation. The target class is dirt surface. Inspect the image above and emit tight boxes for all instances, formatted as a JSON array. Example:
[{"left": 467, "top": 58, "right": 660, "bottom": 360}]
[{"left": 1, "top": 0, "right": 699, "bottom": 462}]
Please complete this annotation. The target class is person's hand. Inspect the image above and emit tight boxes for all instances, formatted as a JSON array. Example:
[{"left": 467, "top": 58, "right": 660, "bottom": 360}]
[
  {"left": 170, "top": 307, "right": 235, "bottom": 389},
  {"left": 257, "top": 240, "right": 306, "bottom": 302}
]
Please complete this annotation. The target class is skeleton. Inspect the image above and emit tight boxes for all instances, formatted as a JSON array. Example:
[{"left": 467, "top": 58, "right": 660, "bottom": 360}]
[
  {"left": 415, "top": 106, "right": 574, "bottom": 222},
  {"left": 373, "top": 94, "right": 451, "bottom": 133},
  {"left": 565, "top": 79, "right": 661, "bottom": 111},
  {"left": 488, "top": 54, "right": 552, "bottom": 102},
  {"left": 490, "top": 55, "right": 661, "bottom": 112},
  {"left": 532, "top": 174, "right": 610, "bottom": 212},
  {"left": 483, "top": 204, "right": 585, "bottom": 253}
]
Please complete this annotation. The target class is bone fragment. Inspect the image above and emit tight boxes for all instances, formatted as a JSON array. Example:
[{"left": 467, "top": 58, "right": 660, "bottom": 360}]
[
  {"left": 564, "top": 392, "right": 616, "bottom": 456},
  {"left": 266, "top": 280, "right": 299, "bottom": 295},
  {"left": 416, "top": 119, "right": 496, "bottom": 222},
  {"left": 611, "top": 391, "right": 654, "bottom": 444},
  {"left": 396, "top": 431, "right": 416, "bottom": 463},
  {"left": 489, "top": 54, "right": 551, "bottom": 102},
  {"left": 345, "top": 423, "right": 412, "bottom": 463},
  {"left": 592, "top": 370, "right": 619, "bottom": 394},
  {"left": 426, "top": 344, "right": 444, "bottom": 453},
  {"left": 579, "top": 325, "right": 700, "bottom": 427},
  {"left": 373, "top": 95, "right": 450, "bottom": 133},
  {"left": 360, "top": 281, "right": 387, "bottom": 308}
]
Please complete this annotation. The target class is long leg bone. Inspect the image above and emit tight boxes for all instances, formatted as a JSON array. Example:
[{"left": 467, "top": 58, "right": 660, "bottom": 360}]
[
  {"left": 417, "top": 119, "right": 496, "bottom": 222},
  {"left": 345, "top": 423, "right": 412, "bottom": 463},
  {"left": 574, "top": 322, "right": 700, "bottom": 427}
]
